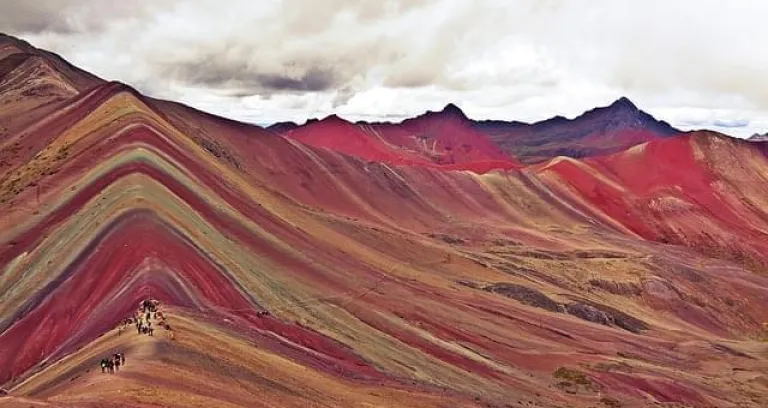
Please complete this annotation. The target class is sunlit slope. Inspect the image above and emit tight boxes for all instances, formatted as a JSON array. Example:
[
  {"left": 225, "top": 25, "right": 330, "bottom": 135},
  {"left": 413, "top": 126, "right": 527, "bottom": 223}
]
[
  {"left": 536, "top": 133, "right": 768, "bottom": 271},
  {"left": 10, "top": 307, "right": 487, "bottom": 408},
  {"left": 0, "top": 38, "right": 767, "bottom": 407},
  {"left": 275, "top": 106, "right": 521, "bottom": 173}
]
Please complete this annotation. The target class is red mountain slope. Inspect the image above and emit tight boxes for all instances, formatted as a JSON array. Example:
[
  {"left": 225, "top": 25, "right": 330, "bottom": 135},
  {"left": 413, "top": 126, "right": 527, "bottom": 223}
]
[
  {"left": 383, "top": 103, "right": 518, "bottom": 165},
  {"left": 278, "top": 105, "right": 521, "bottom": 173},
  {"left": 535, "top": 132, "right": 768, "bottom": 270},
  {"left": 0, "top": 34, "right": 767, "bottom": 408},
  {"left": 282, "top": 114, "right": 431, "bottom": 164},
  {"left": 277, "top": 98, "right": 679, "bottom": 170}
]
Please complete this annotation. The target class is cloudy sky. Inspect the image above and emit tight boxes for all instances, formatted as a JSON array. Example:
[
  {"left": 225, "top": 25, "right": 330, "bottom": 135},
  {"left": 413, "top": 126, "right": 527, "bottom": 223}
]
[{"left": 2, "top": 0, "right": 767, "bottom": 137}]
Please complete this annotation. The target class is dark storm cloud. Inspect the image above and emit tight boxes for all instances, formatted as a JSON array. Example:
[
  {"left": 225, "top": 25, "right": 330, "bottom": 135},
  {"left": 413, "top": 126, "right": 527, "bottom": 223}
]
[
  {"left": 2, "top": 0, "right": 521, "bottom": 101},
  {"left": 0, "top": 1, "right": 81, "bottom": 33},
  {"left": 0, "top": 1, "right": 179, "bottom": 36},
  {"left": 128, "top": 0, "right": 512, "bottom": 99},
  {"left": 258, "top": 68, "right": 336, "bottom": 92},
  {"left": 161, "top": 55, "right": 340, "bottom": 93}
]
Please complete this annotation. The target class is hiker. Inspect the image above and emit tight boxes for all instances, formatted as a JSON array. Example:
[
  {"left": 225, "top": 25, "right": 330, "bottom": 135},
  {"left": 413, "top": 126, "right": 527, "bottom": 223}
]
[
  {"left": 137, "top": 323, "right": 142, "bottom": 334},
  {"left": 147, "top": 321, "right": 154, "bottom": 336},
  {"left": 106, "top": 359, "right": 114, "bottom": 374},
  {"left": 113, "top": 354, "right": 121, "bottom": 371},
  {"left": 100, "top": 358, "right": 108, "bottom": 373},
  {"left": 119, "top": 353, "right": 125, "bottom": 365}
]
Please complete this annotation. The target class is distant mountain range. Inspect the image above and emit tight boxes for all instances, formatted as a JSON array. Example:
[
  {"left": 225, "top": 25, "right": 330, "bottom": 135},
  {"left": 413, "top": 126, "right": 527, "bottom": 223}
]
[
  {"left": 2, "top": 33, "right": 768, "bottom": 408},
  {"left": 472, "top": 96, "right": 680, "bottom": 163},
  {"left": 271, "top": 96, "right": 681, "bottom": 165},
  {"left": 749, "top": 132, "right": 768, "bottom": 141}
]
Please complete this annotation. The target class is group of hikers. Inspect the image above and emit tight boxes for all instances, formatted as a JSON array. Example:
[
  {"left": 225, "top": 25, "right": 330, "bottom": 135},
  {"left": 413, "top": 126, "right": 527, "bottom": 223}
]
[
  {"left": 115, "top": 299, "right": 173, "bottom": 338},
  {"left": 100, "top": 353, "right": 125, "bottom": 374},
  {"left": 101, "top": 299, "right": 174, "bottom": 373}
]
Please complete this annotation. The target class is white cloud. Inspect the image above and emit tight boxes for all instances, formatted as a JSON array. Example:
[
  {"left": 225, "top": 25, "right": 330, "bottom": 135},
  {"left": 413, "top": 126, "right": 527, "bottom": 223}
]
[{"left": 3, "top": 0, "right": 767, "bottom": 136}]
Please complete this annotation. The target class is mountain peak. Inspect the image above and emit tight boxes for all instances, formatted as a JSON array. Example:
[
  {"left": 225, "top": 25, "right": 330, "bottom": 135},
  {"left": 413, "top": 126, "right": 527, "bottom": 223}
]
[
  {"left": 442, "top": 103, "right": 463, "bottom": 113},
  {"left": 428, "top": 102, "right": 468, "bottom": 120},
  {"left": 608, "top": 96, "right": 638, "bottom": 111},
  {"left": 442, "top": 102, "right": 466, "bottom": 116},
  {"left": 320, "top": 113, "right": 348, "bottom": 124},
  {"left": 266, "top": 121, "right": 299, "bottom": 134}
]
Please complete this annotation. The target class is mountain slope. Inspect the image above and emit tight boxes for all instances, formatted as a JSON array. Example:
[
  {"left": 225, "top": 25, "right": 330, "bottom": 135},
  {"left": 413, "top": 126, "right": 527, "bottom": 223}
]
[
  {"left": 1, "top": 35, "right": 767, "bottom": 408},
  {"left": 535, "top": 132, "right": 768, "bottom": 272},
  {"left": 380, "top": 103, "right": 520, "bottom": 165},
  {"left": 474, "top": 97, "right": 680, "bottom": 164},
  {"left": 277, "top": 106, "right": 522, "bottom": 173},
  {"left": 0, "top": 34, "right": 102, "bottom": 92},
  {"left": 275, "top": 98, "right": 679, "bottom": 168},
  {"left": 749, "top": 132, "right": 768, "bottom": 142}
]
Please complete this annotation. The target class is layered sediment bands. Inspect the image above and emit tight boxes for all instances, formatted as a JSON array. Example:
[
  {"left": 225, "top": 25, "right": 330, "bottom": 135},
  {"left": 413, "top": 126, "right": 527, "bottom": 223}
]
[
  {"left": 2, "top": 37, "right": 768, "bottom": 407},
  {"left": 536, "top": 134, "right": 768, "bottom": 270},
  {"left": 0, "top": 208, "right": 384, "bottom": 387}
]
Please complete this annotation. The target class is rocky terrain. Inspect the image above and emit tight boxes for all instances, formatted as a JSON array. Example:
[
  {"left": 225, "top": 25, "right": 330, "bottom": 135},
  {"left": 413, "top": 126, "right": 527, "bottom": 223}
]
[{"left": 1, "top": 34, "right": 767, "bottom": 408}]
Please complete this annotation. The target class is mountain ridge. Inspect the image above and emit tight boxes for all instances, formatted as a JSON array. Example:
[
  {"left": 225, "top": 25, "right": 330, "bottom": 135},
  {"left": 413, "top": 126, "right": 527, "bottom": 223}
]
[
  {"left": 749, "top": 132, "right": 768, "bottom": 141},
  {"left": 1, "top": 33, "right": 768, "bottom": 408},
  {"left": 472, "top": 97, "right": 680, "bottom": 163},
  {"left": 269, "top": 97, "right": 681, "bottom": 165}
]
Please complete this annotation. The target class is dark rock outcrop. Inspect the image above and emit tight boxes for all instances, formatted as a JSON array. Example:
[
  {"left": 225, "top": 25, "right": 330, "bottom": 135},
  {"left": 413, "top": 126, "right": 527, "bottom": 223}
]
[
  {"left": 427, "top": 233, "right": 465, "bottom": 245},
  {"left": 711, "top": 343, "right": 755, "bottom": 359},
  {"left": 483, "top": 283, "right": 562, "bottom": 313},
  {"left": 565, "top": 302, "right": 648, "bottom": 333},
  {"left": 565, "top": 303, "right": 614, "bottom": 326},
  {"left": 481, "top": 282, "right": 648, "bottom": 333},
  {"left": 455, "top": 280, "right": 480, "bottom": 289}
]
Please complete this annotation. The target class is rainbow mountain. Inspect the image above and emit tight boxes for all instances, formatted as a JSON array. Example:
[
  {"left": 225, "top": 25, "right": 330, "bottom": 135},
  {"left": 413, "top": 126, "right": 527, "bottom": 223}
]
[{"left": 1, "top": 34, "right": 768, "bottom": 408}]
